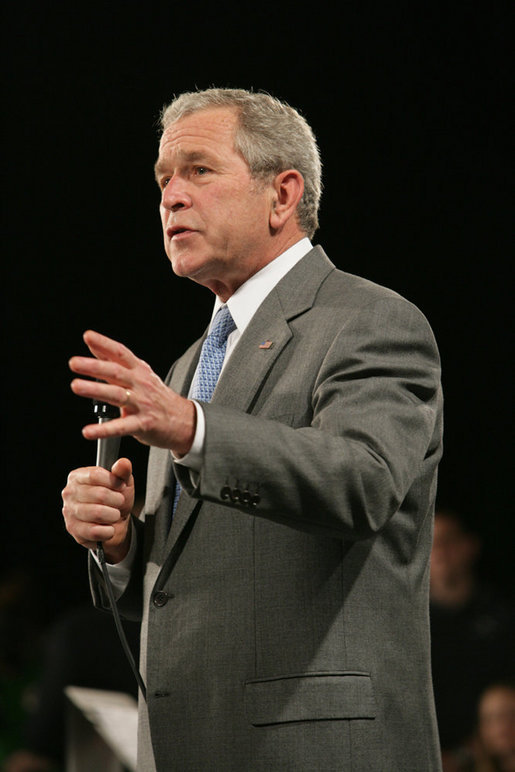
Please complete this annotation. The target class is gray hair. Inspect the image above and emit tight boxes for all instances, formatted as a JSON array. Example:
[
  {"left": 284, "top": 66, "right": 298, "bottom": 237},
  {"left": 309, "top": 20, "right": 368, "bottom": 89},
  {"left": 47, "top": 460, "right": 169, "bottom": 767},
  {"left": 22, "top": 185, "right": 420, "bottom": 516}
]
[{"left": 159, "top": 88, "right": 322, "bottom": 238}]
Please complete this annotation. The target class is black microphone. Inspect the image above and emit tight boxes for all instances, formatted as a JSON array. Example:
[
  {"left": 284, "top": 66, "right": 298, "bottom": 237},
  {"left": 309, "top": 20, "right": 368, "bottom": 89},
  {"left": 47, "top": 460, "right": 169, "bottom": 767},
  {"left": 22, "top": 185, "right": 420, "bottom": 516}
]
[
  {"left": 92, "top": 398, "right": 120, "bottom": 560},
  {"left": 93, "top": 400, "right": 121, "bottom": 471},
  {"left": 90, "top": 398, "right": 148, "bottom": 700}
]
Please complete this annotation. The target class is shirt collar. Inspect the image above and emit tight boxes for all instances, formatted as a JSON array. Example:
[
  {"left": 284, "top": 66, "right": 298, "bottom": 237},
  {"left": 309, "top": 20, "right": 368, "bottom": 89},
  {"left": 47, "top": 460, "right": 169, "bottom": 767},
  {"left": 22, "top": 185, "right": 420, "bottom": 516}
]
[{"left": 210, "top": 237, "right": 312, "bottom": 335}]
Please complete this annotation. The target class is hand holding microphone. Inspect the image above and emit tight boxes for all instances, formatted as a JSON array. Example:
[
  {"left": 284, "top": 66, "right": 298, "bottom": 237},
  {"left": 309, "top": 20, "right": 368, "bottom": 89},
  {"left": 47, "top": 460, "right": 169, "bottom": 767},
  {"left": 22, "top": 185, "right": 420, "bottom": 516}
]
[{"left": 61, "top": 393, "right": 134, "bottom": 563}]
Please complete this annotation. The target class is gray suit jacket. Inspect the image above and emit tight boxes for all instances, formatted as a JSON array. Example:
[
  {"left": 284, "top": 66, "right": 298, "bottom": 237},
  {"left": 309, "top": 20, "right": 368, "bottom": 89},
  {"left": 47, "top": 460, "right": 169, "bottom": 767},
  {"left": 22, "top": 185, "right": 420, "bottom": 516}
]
[{"left": 91, "top": 246, "right": 443, "bottom": 770}]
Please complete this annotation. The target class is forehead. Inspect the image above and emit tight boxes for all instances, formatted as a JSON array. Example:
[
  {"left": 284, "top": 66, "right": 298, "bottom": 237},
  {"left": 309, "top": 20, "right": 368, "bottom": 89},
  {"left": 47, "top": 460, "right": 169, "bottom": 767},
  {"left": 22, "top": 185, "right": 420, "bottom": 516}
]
[{"left": 158, "top": 107, "right": 240, "bottom": 160}]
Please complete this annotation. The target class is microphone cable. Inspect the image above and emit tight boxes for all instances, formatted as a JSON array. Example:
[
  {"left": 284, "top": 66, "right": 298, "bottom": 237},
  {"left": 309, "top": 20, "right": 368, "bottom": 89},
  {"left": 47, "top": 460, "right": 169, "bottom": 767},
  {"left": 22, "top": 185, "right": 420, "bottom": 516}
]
[{"left": 93, "top": 400, "right": 147, "bottom": 702}]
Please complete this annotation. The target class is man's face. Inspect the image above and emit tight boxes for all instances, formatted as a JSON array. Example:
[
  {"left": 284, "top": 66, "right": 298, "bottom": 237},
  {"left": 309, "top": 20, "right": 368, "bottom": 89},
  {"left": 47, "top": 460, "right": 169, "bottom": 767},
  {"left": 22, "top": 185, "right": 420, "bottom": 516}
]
[{"left": 155, "top": 107, "right": 276, "bottom": 299}]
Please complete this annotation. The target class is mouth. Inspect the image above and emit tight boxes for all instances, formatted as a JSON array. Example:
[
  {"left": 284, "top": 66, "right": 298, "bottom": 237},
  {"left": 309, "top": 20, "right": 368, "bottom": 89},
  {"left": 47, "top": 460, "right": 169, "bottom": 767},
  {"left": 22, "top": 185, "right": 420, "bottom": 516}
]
[{"left": 167, "top": 225, "right": 196, "bottom": 240}]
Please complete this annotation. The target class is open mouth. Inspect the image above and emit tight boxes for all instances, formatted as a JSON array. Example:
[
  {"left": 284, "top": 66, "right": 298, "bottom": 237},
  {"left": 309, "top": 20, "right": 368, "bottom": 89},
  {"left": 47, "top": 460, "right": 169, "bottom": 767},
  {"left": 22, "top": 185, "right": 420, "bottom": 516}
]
[{"left": 168, "top": 226, "right": 194, "bottom": 240}]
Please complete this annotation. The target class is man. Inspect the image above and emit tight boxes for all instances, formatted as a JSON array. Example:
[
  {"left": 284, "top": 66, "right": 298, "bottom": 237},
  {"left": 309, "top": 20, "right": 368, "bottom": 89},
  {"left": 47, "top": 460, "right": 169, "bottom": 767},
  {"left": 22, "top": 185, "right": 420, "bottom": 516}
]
[{"left": 62, "top": 88, "right": 443, "bottom": 770}]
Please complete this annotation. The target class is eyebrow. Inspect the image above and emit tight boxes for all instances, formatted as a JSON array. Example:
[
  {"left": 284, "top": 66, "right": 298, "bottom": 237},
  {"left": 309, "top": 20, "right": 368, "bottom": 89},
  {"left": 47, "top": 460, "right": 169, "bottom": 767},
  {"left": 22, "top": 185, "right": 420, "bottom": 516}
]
[{"left": 154, "top": 149, "right": 215, "bottom": 181}]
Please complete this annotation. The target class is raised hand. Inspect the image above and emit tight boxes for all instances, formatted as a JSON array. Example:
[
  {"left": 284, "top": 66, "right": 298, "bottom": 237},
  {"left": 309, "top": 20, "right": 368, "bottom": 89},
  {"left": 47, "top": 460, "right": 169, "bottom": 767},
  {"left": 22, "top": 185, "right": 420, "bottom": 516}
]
[{"left": 69, "top": 330, "right": 196, "bottom": 456}]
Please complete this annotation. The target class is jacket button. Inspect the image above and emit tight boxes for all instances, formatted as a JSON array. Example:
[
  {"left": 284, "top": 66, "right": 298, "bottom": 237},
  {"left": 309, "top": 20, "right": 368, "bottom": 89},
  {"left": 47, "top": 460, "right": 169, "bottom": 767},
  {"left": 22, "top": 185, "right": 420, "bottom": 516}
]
[
  {"left": 153, "top": 591, "right": 169, "bottom": 607},
  {"left": 220, "top": 485, "right": 231, "bottom": 500},
  {"left": 251, "top": 493, "right": 261, "bottom": 507}
]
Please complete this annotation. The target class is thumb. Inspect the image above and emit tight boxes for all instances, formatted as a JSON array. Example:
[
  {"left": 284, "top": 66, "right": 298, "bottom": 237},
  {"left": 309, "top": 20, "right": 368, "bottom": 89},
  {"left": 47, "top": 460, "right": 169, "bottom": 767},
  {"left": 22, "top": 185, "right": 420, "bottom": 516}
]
[{"left": 111, "top": 456, "right": 133, "bottom": 484}]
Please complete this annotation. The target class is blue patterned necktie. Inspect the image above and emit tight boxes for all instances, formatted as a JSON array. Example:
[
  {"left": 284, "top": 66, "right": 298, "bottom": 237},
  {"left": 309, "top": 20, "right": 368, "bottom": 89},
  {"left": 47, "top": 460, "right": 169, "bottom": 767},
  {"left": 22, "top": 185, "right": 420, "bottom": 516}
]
[
  {"left": 189, "top": 305, "right": 237, "bottom": 402},
  {"left": 172, "top": 305, "right": 236, "bottom": 515}
]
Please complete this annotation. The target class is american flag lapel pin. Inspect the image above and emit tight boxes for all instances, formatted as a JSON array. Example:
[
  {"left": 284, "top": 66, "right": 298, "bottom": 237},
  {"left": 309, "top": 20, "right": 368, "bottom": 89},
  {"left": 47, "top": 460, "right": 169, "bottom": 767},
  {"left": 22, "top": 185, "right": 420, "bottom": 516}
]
[{"left": 259, "top": 340, "right": 274, "bottom": 349}]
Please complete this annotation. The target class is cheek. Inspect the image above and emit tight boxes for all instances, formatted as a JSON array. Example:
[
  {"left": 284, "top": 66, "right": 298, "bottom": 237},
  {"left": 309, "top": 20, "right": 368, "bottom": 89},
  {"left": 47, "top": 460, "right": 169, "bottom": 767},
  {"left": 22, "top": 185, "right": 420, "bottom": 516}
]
[{"left": 227, "top": 195, "right": 269, "bottom": 235}]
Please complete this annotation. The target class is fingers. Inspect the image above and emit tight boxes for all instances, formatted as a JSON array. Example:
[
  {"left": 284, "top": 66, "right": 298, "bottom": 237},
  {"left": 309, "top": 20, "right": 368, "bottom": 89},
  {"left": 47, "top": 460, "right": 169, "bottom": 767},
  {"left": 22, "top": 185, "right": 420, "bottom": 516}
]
[
  {"left": 69, "top": 357, "right": 132, "bottom": 387},
  {"left": 62, "top": 495, "right": 122, "bottom": 550},
  {"left": 67, "top": 330, "right": 195, "bottom": 454},
  {"left": 61, "top": 462, "right": 134, "bottom": 553},
  {"left": 70, "top": 463, "right": 131, "bottom": 488},
  {"left": 69, "top": 331, "right": 155, "bottom": 417},
  {"left": 83, "top": 330, "right": 140, "bottom": 368},
  {"left": 69, "top": 331, "right": 143, "bottom": 415},
  {"left": 70, "top": 377, "right": 132, "bottom": 410},
  {"left": 80, "top": 414, "right": 143, "bottom": 441}
]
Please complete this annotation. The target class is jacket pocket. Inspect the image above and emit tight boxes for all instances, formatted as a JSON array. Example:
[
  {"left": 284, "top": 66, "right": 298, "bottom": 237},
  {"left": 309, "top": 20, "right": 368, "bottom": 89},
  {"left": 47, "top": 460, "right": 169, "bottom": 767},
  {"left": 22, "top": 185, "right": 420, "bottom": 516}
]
[{"left": 244, "top": 671, "right": 376, "bottom": 726}]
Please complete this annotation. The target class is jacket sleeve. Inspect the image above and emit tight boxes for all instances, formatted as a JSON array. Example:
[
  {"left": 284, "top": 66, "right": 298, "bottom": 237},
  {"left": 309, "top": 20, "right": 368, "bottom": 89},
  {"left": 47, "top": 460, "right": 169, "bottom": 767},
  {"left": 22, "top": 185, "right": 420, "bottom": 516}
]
[{"left": 174, "top": 295, "right": 443, "bottom": 541}]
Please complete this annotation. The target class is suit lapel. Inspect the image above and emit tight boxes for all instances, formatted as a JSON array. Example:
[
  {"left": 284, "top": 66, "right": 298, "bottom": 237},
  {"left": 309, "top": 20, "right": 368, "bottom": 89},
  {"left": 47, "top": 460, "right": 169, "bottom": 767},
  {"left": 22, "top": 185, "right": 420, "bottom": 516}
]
[
  {"left": 210, "top": 295, "right": 292, "bottom": 412},
  {"left": 158, "top": 246, "right": 335, "bottom": 563},
  {"left": 211, "top": 245, "right": 334, "bottom": 412}
]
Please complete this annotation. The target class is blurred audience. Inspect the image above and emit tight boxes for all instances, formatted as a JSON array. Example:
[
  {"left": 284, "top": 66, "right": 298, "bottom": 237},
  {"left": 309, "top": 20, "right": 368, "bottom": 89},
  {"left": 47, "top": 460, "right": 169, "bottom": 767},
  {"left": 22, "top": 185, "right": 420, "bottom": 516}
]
[
  {"left": 1, "top": 568, "right": 49, "bottom": 767},
  {"left": 430, "top": 508, "right": 515, "bottom": 766},
  {"left": 1, "top": 603, "right": 140, "bottom": 772},
  {"left": 2, "top": 500, "right": 145, "bottom": 771}
]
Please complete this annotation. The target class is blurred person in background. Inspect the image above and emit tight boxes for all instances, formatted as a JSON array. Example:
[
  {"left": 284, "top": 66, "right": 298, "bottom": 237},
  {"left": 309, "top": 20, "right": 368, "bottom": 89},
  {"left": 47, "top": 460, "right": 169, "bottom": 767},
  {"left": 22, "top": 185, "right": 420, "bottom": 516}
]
[
  {"left": 438, "top": 682, "right": 515, "bottom": 772},
  {"left": 430, "top": 508, "right": 515, "bottom": 765},
  {"left": 474, "top": 682, "right": 515, "bottom": 772}
]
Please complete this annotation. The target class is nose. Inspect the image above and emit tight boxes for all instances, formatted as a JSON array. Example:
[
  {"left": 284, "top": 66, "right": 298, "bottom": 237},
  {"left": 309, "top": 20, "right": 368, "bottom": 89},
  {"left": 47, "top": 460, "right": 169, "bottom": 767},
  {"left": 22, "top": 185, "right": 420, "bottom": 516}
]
[{"left": 161, "top": 175, "right": 192, "bottom": 212}]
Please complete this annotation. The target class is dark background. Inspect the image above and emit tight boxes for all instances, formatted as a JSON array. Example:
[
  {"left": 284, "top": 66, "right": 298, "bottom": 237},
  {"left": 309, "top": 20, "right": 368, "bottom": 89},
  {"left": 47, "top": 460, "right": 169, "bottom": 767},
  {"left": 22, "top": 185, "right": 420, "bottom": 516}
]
[{"left": 3, "top": 1, "right": 512, "bottom": 626}]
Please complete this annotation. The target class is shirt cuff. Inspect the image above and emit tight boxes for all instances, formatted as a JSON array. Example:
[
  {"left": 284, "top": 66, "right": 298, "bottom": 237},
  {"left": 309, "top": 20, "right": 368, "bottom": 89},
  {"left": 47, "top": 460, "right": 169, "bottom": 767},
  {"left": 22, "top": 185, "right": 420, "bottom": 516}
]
[{"left": 171, "top": 399, "right": 204, "bottom": 472}]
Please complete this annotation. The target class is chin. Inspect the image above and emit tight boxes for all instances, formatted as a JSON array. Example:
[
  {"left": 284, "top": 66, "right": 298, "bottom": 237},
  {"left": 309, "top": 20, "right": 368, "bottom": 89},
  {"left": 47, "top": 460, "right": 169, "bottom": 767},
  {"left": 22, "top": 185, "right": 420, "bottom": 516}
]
[
  {"left": 169, "top": 252, "right": 195, "bottom": 277},
  {"left": 170, "top": 260, "right": 188, "bottom": 278},
  {"left": 170, "top": 254, "right": 209, "bottom": 283}
]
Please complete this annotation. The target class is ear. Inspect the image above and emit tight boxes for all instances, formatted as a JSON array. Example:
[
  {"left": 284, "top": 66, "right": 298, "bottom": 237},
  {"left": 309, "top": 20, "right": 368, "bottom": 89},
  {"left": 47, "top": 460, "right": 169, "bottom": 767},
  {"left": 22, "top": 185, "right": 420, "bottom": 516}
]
[{"left": 269, "top": 169, "right": 305, "bottom": 231}]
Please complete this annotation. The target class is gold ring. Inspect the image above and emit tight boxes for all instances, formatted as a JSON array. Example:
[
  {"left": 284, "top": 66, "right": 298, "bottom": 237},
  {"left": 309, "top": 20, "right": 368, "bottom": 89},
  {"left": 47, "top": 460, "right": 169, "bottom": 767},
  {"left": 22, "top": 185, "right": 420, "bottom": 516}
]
[{"left": 123, "top": 389, "right": 131, "bottom": 406}]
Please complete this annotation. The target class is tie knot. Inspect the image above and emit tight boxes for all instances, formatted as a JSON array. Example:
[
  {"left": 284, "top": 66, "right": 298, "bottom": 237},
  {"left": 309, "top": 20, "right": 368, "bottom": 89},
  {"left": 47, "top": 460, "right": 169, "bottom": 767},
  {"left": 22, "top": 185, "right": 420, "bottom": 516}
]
[{"left": 209, "top": 305, "right": 236, "bottom": 347}]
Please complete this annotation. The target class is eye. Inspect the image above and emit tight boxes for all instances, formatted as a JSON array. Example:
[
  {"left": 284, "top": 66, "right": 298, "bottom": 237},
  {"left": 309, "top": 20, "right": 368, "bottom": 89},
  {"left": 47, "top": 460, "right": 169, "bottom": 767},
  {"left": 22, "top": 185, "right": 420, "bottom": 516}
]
[
  {"left": 194, "top": 166, "right": 209, "bottom": 176},
  {"left": 158, "top": 177, "right": 171, "bottom": 190}
]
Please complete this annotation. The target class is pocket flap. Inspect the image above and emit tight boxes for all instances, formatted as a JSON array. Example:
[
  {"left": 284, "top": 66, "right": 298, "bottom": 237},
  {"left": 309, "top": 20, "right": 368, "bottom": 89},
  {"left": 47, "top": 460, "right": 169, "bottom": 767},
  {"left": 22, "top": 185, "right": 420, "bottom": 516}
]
[{"left": 244, "top": 671, "right": 376, "bottom": 726}]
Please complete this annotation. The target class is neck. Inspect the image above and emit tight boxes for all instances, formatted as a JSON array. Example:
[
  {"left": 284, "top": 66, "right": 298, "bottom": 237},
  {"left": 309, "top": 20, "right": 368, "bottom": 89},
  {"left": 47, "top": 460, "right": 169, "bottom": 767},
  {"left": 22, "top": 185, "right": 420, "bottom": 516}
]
[{"left": 208, "top": 230, "right": 307, "bottom": 302}]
